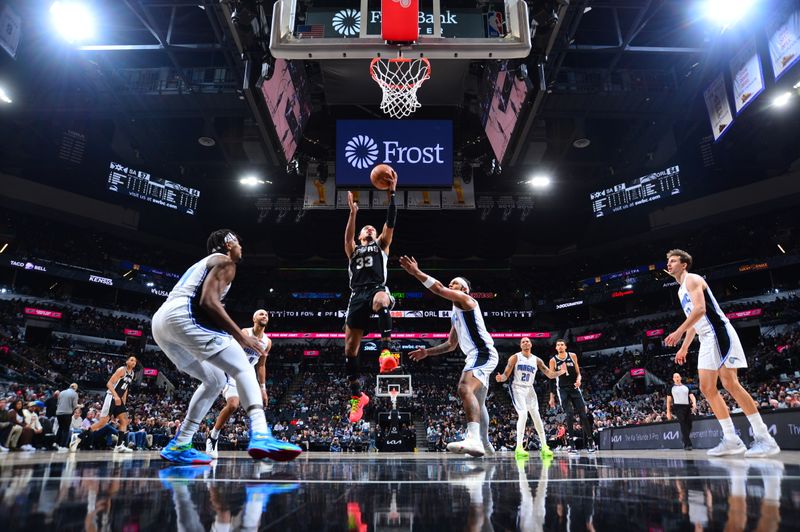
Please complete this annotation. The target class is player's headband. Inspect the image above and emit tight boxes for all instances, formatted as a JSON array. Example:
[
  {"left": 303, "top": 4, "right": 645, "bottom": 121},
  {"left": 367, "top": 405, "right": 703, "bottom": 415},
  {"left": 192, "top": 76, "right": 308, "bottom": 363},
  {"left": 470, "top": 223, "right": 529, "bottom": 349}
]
[
  {"left": 224, "top": 233, "right": 238, "bottom": 244},
  {"left": 452, "top": 277, "right": 470, "bottom": 293}
]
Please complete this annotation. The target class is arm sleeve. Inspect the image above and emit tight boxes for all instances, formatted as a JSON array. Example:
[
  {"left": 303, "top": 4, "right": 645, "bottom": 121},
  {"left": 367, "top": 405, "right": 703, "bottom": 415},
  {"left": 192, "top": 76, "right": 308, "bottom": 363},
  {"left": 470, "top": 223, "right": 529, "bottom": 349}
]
[{"left": 386, "top": 192, "right": 397, "bottom": 228}]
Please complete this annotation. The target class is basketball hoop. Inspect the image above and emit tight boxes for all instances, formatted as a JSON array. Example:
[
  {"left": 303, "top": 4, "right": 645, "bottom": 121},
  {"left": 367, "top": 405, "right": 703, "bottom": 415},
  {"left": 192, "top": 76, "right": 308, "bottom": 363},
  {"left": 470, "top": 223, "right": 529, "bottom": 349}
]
[{"left": 370, "top": 57, "right": 431, "bottom": 119}]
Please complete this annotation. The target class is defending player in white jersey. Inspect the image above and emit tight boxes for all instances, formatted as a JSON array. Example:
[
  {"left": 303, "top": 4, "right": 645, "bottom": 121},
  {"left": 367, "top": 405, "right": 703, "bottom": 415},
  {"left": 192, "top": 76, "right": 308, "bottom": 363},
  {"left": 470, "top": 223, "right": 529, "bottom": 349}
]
[
  {"left": 206, "top": 309, "right": 272, "bottom": 459},
  {"left": 664, "top": 248, "right": 779, "bottom": 457},
  {"left": 151, "top": 229, "right": 301, "bottom": 464},
  {"left": 495, "top": 337, "right": 564, "bottom": 459},
  {"left": 400, "top": 256, "right": 498, "bottom": 457}
]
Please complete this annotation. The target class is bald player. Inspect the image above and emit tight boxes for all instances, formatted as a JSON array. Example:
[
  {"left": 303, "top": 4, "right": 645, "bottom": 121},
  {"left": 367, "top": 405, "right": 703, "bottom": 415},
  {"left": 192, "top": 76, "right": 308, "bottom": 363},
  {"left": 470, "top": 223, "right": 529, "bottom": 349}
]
[{"left": 206, "top": 309, "right": 272, "bottom": 459}]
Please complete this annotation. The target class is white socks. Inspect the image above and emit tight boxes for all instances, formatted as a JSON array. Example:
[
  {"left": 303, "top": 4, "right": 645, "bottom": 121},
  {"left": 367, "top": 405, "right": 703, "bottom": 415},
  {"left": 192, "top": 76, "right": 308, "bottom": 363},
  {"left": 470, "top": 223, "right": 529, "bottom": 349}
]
[
  {"left": 176, "top": 419, "right": 200, "bottom": 446},
  {"left": 718, "top": 417, "right": 736, "bottom": 439},
  {"left": 530, "top": 408, "right": 547, "bottom": 445},
  {"left": 467, "top": 422, "right": 481, "bottom": 440},
  {"left": 516, "top": 414, "right": 527, "bottom": 448},
  {"left": 210, "top": 428, "right": 220, "bottom": 440},
  {"left": 747, "top": 413, "right": 770, "bottom": 439}
]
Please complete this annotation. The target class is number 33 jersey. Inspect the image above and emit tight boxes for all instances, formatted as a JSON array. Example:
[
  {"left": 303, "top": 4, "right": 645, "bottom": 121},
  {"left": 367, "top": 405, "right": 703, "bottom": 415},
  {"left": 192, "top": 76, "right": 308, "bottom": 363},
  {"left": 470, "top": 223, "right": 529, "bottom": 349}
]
[{"left": 348, "top": 241, "right": 388, "bottom": 290}]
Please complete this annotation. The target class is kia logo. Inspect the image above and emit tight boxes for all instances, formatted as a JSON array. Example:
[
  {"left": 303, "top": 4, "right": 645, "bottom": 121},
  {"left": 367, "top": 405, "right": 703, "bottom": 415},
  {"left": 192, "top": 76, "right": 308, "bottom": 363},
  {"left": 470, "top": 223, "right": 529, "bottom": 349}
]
[
  {"left": 386, "top": 440, "right": 402, "bottom": 445},
  {"left": 332, "top": 9, "right": 360, "bottom": 36},
  {"left": 345, "top": 135, "right": 379, "bottom": 169},
  {"left": 663, "top": 430, "right": 680, "bottom": 440}
]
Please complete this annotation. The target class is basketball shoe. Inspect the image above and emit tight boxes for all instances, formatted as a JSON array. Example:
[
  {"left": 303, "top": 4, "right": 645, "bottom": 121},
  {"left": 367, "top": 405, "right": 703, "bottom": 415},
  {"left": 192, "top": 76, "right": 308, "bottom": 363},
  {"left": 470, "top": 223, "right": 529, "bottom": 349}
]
[{"left": 349, "top": 392, "right": 370, "bottom": 423}]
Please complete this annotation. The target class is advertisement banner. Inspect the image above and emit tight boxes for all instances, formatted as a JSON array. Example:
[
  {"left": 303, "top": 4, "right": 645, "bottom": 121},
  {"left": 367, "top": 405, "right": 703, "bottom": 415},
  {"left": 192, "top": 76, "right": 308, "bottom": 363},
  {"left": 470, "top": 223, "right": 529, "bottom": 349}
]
[
  {"left": 305, "top": 7, "right": 486, "bottom": 38},
  {"left": 303, "top": 350, "right": 321, "bottom": 357},
  {"left": 303, "top": 163, "right": 336, "bottom": 209},
  {"left": 123, "top": 328, "right": 143, "bottom": 337},
  {"left": 269, "top": 331, "right": 549, "bottom": 339},
  {"left": 704, "top": 73, "right": 734, "bottom": 141},
  {"left": 726, "top": 308, "right": 763, "bottom": 320},
  {"left": 730, "top": 38, "right": 765, "bottom": 114},
  {"left": 24, "top": 307, "right": 63, "bottom": 320},
  {"left": 599, "top": 409, "right": 800, "bottom": 450},
  {"left": 766, "top": 6, "right": 800, "bottom": 80},
  {"left": 646, "top": 328, "right": 665, "bottom": 337},
  {"left": 335, "top": 120, "right": 453, "bottom": 188},
  {"left": 441, "top": 176, "right": 476, "bottom": 209},
  {"left": 576, "top": 333, "right": 602, "bottom": 343},
  {"left": 406, "top": 190, "right": 441, "bottom": 209},
  {"left": 630, "top": 368, "right": 646, "bottom": 377},
  {"left": 0, "top": 4, "right": 22, "bottom": 59},
  {"left": 336, "top": 189, "right": 371, "bottom": 209},
  {"left": 143, "top": 368, "right": 159, "bottom": 377}
]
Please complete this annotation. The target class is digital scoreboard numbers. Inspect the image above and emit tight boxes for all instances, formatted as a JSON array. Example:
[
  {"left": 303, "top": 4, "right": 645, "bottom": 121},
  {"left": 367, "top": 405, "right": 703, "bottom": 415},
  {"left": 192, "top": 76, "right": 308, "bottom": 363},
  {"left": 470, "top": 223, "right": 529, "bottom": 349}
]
[
  {"left": 108, "top": 162, "right": 200, "bottom": 215},
  {"left": 591, "top": 165, "right": 681, "bottom": 218}
]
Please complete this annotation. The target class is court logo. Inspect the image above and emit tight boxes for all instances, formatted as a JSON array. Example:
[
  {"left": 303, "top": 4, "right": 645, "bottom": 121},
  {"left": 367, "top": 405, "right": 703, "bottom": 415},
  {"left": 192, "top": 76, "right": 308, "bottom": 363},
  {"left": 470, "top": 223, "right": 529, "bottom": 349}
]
[
  {"left": 663, "top": 430, "right": 680, "bottom": 440},
  {"left": 345, "top": 134, "right": 379, "bottom": 169},
  {"left": 332, "top": 9, "right": 360, "bottom": 36}
]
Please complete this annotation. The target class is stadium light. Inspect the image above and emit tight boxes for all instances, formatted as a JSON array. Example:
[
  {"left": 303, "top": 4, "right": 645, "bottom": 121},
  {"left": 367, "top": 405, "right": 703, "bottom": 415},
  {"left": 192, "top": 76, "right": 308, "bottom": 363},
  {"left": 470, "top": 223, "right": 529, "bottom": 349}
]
[
  {"left": 772, "top": 91, "right": 792, "bottom": 107},
  {"left": 50, "top": 1, "right": 96, "bottom": 43},
  {"left": 527, "top": 175, "right": 551, "bottom": 188},
  {"left": 0, "top": 243, "right": 7, "bottom": 254},
  {"left": 0, "top": 86, "right": 11, "bottom": 104},
  {"left": 777, "top": 244, "right": 786, "bottom": 254},
  {"left": 703, "top": 0, "right": 756, "bottom": 29},
  {"left": 239, "top": 175, "right": 272, "bottom": 186}
]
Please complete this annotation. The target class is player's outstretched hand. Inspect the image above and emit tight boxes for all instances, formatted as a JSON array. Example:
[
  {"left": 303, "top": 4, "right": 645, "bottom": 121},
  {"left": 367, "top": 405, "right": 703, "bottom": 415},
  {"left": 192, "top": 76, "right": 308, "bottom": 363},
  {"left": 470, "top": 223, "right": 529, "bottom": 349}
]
[
  {"left": 387, "top": 170, "right": 397, "bottom": 192},
  {"left": 347, "top": 191, "right": 358, "bottom": 213},
  {"left": 409, "top": 347, "right": 428, "bottom": 362},
  {"left": 495, "top": 373, "right": 507, "bottom": 383},
  {"left": 674, "top": 348, "right": 687, "bottom": 366},
  {"left": 664, "top": 330, "right": 682, "bottom": 347},
  {"left": 239, "top": 335, "right": 267, "bottom": 357},
  {"left": 399, "top": 255, "right": 421, "bottom": 275}
]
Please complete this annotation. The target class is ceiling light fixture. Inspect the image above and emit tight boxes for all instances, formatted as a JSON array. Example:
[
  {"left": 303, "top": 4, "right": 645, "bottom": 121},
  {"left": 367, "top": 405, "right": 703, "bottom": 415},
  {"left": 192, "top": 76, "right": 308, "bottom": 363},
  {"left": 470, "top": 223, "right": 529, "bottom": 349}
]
[
  {"left": 772, "top": 91, "right": 792, "bottom": 107},
  {"left": 50, "top": 1, "right": 96, "bottom": 43},
  {"left": 703, "top": 0, "right": 756, "bottom": 29}
]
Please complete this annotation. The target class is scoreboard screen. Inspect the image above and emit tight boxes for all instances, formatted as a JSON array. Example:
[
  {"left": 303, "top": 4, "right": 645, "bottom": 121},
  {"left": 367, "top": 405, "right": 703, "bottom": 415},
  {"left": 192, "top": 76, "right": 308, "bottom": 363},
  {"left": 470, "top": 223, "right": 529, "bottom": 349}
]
[
  {"left": 590, "top": 165, "right": 681, "bottom": 218},
  {"left": 107, "top": 161, "right": 200, "bottom": 215}
]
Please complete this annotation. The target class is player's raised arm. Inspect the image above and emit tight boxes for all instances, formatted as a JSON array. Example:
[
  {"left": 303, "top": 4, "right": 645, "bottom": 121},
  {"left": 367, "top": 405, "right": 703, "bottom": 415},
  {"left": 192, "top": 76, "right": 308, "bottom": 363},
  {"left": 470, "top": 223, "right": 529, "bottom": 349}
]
[
  {"left": 409, "top": 326, "right": 459, "bottom": 361},
  {"left": 344, "top": 191, "right": 358, "bottom": 258},
  {"left": 378, "top": 171, "right": 398, "bottom": 252},
  {"left": 398, "top": 256, "right": 475, "bottom": 309}
]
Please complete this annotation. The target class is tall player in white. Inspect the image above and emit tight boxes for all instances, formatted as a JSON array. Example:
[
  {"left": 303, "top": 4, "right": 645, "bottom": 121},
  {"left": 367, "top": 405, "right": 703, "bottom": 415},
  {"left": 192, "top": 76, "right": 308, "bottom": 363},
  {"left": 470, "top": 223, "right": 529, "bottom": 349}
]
[
  {"left": 664, "top": 248, "right": 779, "bottom": 457},
  {"left": 206, "top": 309, "right": 271, "bottom": 459},
  {"left": 400, "top": 256, "right": 498, "bottom": 457},
  {"left": 495, "top": 337, "right": 564, "bottom": 459}
]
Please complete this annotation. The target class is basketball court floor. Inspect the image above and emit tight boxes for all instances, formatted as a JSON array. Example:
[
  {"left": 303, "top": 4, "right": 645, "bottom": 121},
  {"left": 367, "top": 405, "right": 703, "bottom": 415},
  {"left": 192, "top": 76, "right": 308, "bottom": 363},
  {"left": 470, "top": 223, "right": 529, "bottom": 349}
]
[{"left": 1, "top": 450, "right": 797, "bottom": 530}]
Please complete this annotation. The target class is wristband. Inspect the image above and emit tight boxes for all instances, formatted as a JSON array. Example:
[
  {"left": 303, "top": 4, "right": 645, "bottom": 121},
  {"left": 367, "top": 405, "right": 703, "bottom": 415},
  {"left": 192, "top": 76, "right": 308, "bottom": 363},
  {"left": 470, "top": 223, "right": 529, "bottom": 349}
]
[
  {"left": 422, "top": 276, "right": 437, "bottom": 289},
  {"left": 260, "top": 384, "right": 267, "bottom": 390}
]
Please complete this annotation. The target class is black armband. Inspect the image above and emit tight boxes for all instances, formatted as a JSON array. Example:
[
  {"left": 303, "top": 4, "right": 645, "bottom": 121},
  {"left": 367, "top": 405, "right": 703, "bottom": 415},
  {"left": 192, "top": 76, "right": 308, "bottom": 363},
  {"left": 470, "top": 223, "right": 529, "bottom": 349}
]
[{"left": 386, "top": 192, "right": 397, "bottom": 228}]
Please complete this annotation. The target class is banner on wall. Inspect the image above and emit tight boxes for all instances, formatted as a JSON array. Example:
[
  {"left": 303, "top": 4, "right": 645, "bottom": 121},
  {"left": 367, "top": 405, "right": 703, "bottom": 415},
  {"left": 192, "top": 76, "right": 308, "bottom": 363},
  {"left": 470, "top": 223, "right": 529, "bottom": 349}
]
[
  {"left": 729, "top": 38, "right": 765, "bottom": 114},
  {"left": 766, "top": 6, "right": 800, "bottom": 80},
  {"left": 441, "top": 176, "right": 476, "bottom": 209},
  {"left": 704, "top": 73, "right": 734, "bottom": 141},
  {"left": 406, "top": 190, "right": 441, "bottom": 209},
  {"left": 0, "top": 5, "right": 22, "bottom": 59},
  {"left": 336, "top": 189, "right": 371, "bottom": 209},
  {"left": 303, "top": 163, "right": 336, "bottom": 209},
  {"left": 372, "top": 190, "right": 406, "bottom": 209}
]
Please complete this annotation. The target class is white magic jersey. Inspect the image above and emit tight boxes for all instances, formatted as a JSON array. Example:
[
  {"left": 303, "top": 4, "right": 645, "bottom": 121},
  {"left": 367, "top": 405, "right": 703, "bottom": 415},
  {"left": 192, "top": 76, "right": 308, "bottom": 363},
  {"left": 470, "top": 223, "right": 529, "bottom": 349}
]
[
  {"left": 242, "top": 327, "right": 268, "bottom": 365},
  {"left": 512, "top": 353, "right": 540, "bottom": 388},
  {"left": 450, "top": 301, "right": 497, "bottom": 366},
  {"left": 677, "top": 277, "right": 731, "bottom": 343},
  {"left": 167, "top": 253, "right": 231, "bottom": 302}
]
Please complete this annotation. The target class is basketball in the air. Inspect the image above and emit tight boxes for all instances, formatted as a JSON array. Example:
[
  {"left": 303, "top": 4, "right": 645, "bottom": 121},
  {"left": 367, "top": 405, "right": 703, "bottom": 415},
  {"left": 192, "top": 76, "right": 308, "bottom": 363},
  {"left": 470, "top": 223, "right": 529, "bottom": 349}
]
[{"left": 370, "top": 164, "right": 396, "bottom": 190}]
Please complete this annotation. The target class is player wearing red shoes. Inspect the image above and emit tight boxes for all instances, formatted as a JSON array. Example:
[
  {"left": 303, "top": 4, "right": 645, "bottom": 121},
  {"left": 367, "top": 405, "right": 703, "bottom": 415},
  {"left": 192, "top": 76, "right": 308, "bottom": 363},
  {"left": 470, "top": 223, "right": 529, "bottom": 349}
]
[{"left": 343, "top": 174, "right": 398, "bottom": 423}]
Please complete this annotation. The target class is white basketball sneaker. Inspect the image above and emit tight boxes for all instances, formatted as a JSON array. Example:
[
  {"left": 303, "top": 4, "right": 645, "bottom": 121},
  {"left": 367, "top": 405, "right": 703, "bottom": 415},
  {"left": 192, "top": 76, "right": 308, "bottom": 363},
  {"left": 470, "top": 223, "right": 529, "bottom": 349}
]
[
  {"left": 206, "top": 437, "right": 219, "bottom": 459},
  {"left": 447, "top": 438, "right": 485, "bottom": 457},
  {"left": 744, "top": 436, "right": 780, "bottom": 458},
  {"left": 707, "top": 436, "right": 747, "bottom": 456}
]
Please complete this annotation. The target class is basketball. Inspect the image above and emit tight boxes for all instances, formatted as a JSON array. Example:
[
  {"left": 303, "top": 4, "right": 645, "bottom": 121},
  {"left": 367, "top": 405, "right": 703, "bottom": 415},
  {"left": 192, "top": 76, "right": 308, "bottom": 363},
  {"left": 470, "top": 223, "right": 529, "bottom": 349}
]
[{"left": 370, "top": 164, "right": 396, "bottom": 190}]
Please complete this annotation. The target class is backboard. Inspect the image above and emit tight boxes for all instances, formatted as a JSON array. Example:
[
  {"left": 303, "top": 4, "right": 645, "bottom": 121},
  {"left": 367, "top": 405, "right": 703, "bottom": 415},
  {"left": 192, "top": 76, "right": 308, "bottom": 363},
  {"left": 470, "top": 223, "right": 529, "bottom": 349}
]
[{"left": 270, "top": 0, "right": 532, "bottom": 60}]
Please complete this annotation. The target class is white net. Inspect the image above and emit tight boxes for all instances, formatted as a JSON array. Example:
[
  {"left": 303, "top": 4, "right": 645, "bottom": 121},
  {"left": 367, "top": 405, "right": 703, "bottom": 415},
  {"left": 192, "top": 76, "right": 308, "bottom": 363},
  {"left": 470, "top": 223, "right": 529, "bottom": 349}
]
[{"left": 370, "top": 57, "right": 431, "bottom": 119}]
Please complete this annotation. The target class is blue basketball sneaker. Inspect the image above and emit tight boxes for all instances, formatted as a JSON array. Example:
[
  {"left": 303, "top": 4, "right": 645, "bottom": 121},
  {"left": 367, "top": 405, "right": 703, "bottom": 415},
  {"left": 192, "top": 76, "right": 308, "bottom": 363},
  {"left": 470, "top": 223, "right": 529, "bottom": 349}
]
[
  {"left": 247, "top": 431, "right": 303, "bottom": 462},
  {"left": 160, "top": 438, "right": 214, "bottom": 464},
  {"left": 158, "top": 465, "right": 211, "bottom": 490},
  {"left": 246, "top": 483, "right": 300, "bottom": 510}
]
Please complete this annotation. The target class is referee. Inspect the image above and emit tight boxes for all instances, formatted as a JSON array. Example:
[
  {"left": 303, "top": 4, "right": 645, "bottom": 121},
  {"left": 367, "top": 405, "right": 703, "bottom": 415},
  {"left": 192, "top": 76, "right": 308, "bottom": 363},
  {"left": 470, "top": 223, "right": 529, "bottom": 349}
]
[{"left": 667, "top": 372, "right": 696, "bottom": 450}]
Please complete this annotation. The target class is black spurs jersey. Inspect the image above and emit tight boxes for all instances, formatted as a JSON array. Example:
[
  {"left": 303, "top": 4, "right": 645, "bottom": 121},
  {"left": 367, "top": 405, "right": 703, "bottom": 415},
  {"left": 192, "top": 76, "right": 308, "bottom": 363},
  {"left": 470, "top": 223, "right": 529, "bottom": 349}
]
[
  {"left": 551, "top": 354, "right": 578, "bottom": 388},
  {"left": 348, "top": 240, "right": 388, "bottom": 290},
  {"left": 109, "top": 367, "right": 134, "bottom": 399}
]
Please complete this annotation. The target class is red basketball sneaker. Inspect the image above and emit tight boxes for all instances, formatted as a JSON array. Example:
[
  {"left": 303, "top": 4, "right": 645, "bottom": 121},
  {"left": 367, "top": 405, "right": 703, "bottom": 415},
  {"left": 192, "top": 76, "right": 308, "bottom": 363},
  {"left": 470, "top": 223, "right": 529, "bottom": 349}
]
[
  {"left": 379, "top": 349, "right": 400, "bottom": 374},
  {"left": 348, "top": 392, "right": 370, "bottom": 423}
]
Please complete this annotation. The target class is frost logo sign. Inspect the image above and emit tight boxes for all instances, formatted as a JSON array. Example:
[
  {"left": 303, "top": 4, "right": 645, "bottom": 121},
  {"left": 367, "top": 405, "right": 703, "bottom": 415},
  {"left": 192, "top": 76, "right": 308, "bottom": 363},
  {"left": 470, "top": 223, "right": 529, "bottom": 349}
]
[
  {"left": 336, "top": 120, "right": 453, "bottom": 188},
  {"left": 332, "top": 9, "right": 360, "bottom": 36}
]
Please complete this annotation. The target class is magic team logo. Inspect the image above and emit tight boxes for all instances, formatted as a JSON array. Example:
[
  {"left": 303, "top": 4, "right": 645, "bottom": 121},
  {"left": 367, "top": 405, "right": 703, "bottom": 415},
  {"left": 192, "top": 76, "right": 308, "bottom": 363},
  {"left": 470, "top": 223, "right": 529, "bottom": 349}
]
[
  {"left": 345, "top": 135, "right": 379, "bottom": 169},
  {"left": 332, "top": 9, "right": 360, "bottom": 36}
]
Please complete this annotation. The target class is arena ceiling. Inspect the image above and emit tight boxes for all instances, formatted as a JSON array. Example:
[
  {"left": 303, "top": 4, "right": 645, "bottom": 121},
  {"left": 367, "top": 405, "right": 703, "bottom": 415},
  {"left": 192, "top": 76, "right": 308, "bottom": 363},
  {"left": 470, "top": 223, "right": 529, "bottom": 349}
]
[{"left": 0, "top": 0, "right": 799, "bottom": 259}]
